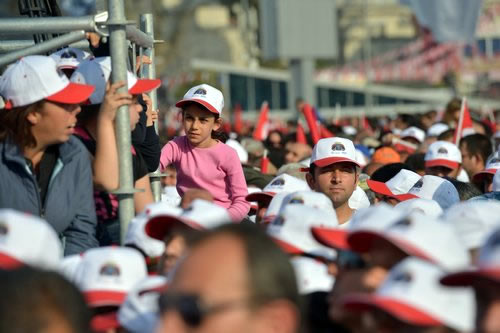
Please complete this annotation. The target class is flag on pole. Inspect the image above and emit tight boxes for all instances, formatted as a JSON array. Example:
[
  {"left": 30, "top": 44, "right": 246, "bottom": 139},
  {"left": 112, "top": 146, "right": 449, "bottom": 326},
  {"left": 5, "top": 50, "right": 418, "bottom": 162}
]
[
  {"left": 260, "top": 149, "right": 269, "bottom": 174},
  {"left": 320, "top": 124, "right": 335, "bottom": 138},
  {"left": 253, "top": 102, "right": 269, "bottom": 141},
  {"left": 296, "top": 121, "right": 307, "bottom": 144},
  {"left": 453, "top": 97, "right": 475, "bottom": 145},
  {"left": 301, "top": 103, "right": 321, "bottom": 144},
  {"left": 233, "top": 104, "right": 243, "bottom": 135}
]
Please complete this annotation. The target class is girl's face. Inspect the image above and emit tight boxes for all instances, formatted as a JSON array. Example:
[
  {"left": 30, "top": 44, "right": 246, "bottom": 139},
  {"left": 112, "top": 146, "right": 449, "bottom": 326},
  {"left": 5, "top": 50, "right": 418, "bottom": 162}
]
[{"left": 183, "top": 104, "right": 221, "bottom": 148}]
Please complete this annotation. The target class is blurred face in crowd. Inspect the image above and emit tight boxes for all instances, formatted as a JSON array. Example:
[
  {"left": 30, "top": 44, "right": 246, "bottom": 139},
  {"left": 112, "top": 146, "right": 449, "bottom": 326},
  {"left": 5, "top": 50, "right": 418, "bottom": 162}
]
[
  {"left": 474, "top": 279, "right": 500, "bottom": 333},
  {"left": 268, "top": 131, "right": 282, "bottom": 148},
  {"left": 365, "top": 238, "right": 408, "bottom": 271},
  {"left": 159, "top": 234, "right": 187, "bottom": 276},
  {"left": 307, "top": 162, "right": 358, "bottom": 209},
  {"left": 425, "top": 165, "right": 460, "bottom": 179},
  {"left": 285, "top": 142, "right": 312, "bottom": 164},
  {"left": 182, "top": 104, "right": 221, "bottom": 148},
  {"left": 460, "top": 142, "right": 481, "bottom": 178}
]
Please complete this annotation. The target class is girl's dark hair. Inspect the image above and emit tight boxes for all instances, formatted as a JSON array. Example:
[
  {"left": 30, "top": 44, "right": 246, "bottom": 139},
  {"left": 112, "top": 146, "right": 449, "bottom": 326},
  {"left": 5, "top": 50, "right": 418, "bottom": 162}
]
[
  {"left": 181, "top": 103, "right": 228, "bottom": 143},
  {"left": 78, "top": 104, "right": 100, "bottom": 125},
  {"left": 0, "top": 101, "right": 43, "bottom": 148}
]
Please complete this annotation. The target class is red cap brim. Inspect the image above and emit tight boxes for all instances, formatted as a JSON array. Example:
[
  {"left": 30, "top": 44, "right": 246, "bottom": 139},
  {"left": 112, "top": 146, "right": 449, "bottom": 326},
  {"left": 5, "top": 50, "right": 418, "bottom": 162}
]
[
  {"left": 245, "top": 192, "right": 275, "bottom": 203},
  {"left": 343, "top": 294, "right": 442, "bottom": 326},
  {"left": 91, "top": 312, "right": 120, "bottom": 332},
  {"left": 396, "top": 193, "right": 419, "bottom": 201},
  {"left": 440, "top": 268, "right": 500, "bottom": 286},
  {"left": 129, "top": 78, "right": 161, "bottom": 95},
  {"left": 272, "top": 237, "right": 304, "bottom": 255},
  {"left": 473, "top": 169, "right": 497, "bottom": 182},
  {"left": 46, "top": 82, "right": 95, "bottom": 104},
  {"left": 0, "top": 252, "right": 24, "bottom": 269},
  {"left": 425, "top": 159, "right": 459, "bottom": 170},
  {"left": 145, "top": 215, "right": 201, "bottom": 240},
  {"left": 311, "top": 226, "right": 350, "bottom": 250},
  {"left": 176, "top": 98, "right": 220, "bottom": 115},
  {"left": 366, "top": 180, "right": 394, "bottom": 197},
  {"left": 84, "top": 290, "right": 127, "bottom": 307},
  {"left": 313, "top": 157, "right": 360, "bottom": 168}
]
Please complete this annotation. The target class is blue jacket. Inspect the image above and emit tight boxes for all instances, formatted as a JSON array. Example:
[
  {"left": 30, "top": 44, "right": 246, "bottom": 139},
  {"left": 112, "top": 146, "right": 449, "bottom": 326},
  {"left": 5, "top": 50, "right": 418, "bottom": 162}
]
[{"left": 0, "top": 136, "right": 99, "bottom": 255}]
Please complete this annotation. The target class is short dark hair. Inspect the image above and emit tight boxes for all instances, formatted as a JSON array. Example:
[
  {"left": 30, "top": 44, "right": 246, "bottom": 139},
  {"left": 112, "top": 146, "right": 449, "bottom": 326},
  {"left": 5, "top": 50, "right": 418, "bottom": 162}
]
[
  {"left": 370, "top": 163, "right": 413, "bottom": 182},
  {"left": 437, "top": 129, "right": 455, "bottom": 142},
  {"left": 443, "top": 177, "right": 482, "bottom": 201},
  {"left": 0, "top": 267, "right": 91, "bottom": 333},
  {"left": 460, "top": 134, "right": 493, "bottom": 165},
  {"left": 405, "top": 153, "right": 426, "bottom": 173},
  {"left": 0, "top": 101, "right": 43, "bottom": 148}
]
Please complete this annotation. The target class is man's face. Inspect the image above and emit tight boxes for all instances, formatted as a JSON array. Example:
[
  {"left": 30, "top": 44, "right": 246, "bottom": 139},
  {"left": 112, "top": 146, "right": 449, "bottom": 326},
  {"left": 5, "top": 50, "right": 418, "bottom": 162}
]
[
  {"left": 474, "top": 279, "right": 500, "bottom": 333},
  {"left": 460, "top": 143, "right": 480, "bottom": 178},
  {"left": 307, "top": 162, "right": 358, "bottom": 208},
  {"left": 285, "top": 143, "right": 311, "bottom": 164},
  {"left": 425, "top": 166, "right": 459, "bottom": 179}
]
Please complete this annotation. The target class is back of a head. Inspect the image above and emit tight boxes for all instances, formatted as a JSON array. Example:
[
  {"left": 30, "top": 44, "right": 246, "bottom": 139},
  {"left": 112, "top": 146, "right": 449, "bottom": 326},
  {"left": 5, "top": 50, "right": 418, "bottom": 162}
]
[
  {"left": 443, "top": 177, "right": 482, "bottom": 201},
  {"left": 277, "top": 163, "right": 308, "bottom": 181},
  {"left": 370, "top": 163, "right": 412, "bottom": 182},
  {"left": 405, "top": 153, "right": 426, "bottom": 175},
  {"left": 0, "top": 267, "right": 90, "bottom": 333}
]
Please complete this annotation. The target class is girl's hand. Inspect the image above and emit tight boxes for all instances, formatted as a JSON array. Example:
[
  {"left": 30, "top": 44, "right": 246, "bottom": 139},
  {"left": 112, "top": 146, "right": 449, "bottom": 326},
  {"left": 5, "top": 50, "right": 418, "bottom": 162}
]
[
  {"left": 135, "top": 55, "right": 152, "bottom": 74},
  {"left": 99, "top": 81, "right": 133, "bottom": 122}
]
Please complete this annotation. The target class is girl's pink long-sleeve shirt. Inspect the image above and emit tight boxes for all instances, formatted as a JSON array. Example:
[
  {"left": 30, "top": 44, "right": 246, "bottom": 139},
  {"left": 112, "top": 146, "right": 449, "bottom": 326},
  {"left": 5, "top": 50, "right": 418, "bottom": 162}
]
[{"left": 160, "top": 136, "right": 250, "bottom": 221}]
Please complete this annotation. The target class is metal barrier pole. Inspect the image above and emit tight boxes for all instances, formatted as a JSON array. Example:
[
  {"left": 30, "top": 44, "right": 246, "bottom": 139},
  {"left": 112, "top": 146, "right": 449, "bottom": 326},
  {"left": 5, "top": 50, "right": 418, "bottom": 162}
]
[
  {"left": 140, "top": 13, "right": 163, "bottom": 203},
  {"left": 0, "top": 16, "right": 99, "bottom": 34},
  {"left": 0, "top": 31, "right": 87, "bottom": 68},
  {"left": 0, "top": 39, "right": 90, "bottom": 53},
  {"left": 108, "top": 0, "right": 136, "bottom": 244}
]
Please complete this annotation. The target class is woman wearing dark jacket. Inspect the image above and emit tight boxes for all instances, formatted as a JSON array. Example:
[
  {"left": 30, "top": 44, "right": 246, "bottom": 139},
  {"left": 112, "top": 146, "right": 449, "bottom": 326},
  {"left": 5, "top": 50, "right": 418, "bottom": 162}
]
[{"left": 0, "top": 55, "right": 99, "bottom": 255}]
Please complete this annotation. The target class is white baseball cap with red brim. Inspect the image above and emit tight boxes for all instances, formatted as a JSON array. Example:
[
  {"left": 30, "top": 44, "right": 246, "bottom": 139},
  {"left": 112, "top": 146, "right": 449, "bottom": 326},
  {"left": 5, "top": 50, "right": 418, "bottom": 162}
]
[
  {"left": 245, "top": 174, "right": 310, "bottom": 203},
  {"left": 175, "top": 83, "right": 224, "bottom": 116},
  {"left": 71, "top": 57, "right": 161, "bottom": 105},
  {"left": 50, "top": 47, "right": 92, "bottom": 70},
  {"left": 279, "top": 190, "right": 335, "bottom": 216},
  {"left": 424, "top": 141, "right": 462, "bottom": 170},
  {"left": 394, "top": 198, "right": 443, "bottom": 218},
  {"left": 441, "top": 227, "right": 500, "bottom": 286},
  {"left": 473, "top": 152, "right": 500, "bottom": 182},
  {"left": 310, "top": 137, "right": 360, "bottom": 168},
  {"left": 427, "top": 123, "right": 449, "bottom": 137},
  {"left": 401, "top": 126, "right": 425, "bottom": 143},
  {"left": 262, "top": 192, "right": 294, "bottom": 224},
  {"left": 0, "top": 55, "right": 94, "bottom": 109},
  {"left": 367, "top": 169, "right": 421, "bottom": 201},
  {"left": 343, "top": 258, "right": 475, "bottom": 332},
  {"left": 75, "top": 247, "right": 148, "bottom": 308},
  {"left": 291, "top": 256, "right": 334, "bottom": 294},
  {"left": 400, "top": 175, "right": 459, "bottom": 210}
]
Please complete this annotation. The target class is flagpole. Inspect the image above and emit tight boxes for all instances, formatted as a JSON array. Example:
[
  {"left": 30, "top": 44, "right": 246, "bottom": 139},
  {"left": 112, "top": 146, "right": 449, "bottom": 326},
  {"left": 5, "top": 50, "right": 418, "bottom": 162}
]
[{"left": 454, "top": 97, "right": 466, "bottom": 146}]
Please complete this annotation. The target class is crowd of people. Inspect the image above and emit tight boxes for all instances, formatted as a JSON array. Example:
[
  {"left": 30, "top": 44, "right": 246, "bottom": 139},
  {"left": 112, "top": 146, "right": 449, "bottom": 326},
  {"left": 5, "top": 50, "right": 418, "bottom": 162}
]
[{"left": 1, "top": 42, "right": 500, "bottom": 333}]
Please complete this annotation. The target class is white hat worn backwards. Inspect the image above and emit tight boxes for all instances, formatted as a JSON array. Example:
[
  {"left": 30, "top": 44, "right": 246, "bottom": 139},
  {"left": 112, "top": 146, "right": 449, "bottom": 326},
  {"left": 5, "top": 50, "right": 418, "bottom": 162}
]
[
  {"left": 402, "top": 175, "right": 459, "bottom": 210},
  {"left": 50, "top": 47, "right": 92, "bottom": 69},
  {"left": 441, "top": 201, "right": 500, "bottom": 251},
  {"left": 366, "top": 169, "right": 421, "bottom": 201},
  {"left": 348, "top": 211, "right": 470, "bottom": 271},
  {"left": 0, "top": 55, "right": 94, "bottom": 108},
  {"left": 118, "top": 276, "right": 167, "bottom": 333},
  {"left": 425, "top": 141, "right": 462, "bottom": 170},
  {"left": 0, "top": 209, "right": 62, "bottom": 270},
  {"left": 473, "top": 151, "right": 500, "bottom": 182},
  {"left": 291, "top": 256, "right": 334, "bottom": 294},
  {"left": 267, "top": 205, "right": 338, "bottom": 260},
  {"left": 74, "top": 246, "right": 148, "bottom": 307},
  {"left": 310, "top": 137, "right": 360, "bottom": 168},
  {"left": 245, "top": 173, "right": 310, "bottom": 202},
  {"left": 175, "top": 83, "right": 224, "bottom": 116},
  {"left": 394, "top": 198, "right": 443, "bottom": 218},
  {"left": 343, "top": 257, "right": 475, "bottom": 332},
  {"left": 401, "top": 126, "right": 425, "bottom": 143},
  {"left": 441, "top": 227, "right": 500, "bottom": 286},
  {"left": 427, "top": 123, "right": 450, "bottom": 137},
  {"left": 70, "top": 56, "right": 161, "bottom": 105}
]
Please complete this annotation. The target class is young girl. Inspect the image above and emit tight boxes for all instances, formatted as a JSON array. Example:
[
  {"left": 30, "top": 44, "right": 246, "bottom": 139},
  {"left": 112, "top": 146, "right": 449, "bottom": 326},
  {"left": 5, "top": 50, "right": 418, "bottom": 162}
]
[{"left": 159, "top": 84, "right": 250, "bottom": 221}]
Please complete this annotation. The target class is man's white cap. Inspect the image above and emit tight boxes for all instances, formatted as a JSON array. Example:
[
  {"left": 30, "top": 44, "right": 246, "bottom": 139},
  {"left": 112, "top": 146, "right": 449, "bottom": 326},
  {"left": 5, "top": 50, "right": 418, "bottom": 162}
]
[
  {"left": 125, "top": 202, "right": 181, "bottom": 258},
  {"left": 401, "top": 126, "right": 425, "bottom": 143},
  {"left": 312, "top": 203, "right": 408, "bottom": 251},
  {"left": 402, "top": 175, "right": 459, "bottom": 210},
  {"left": 427, "top": 123, "right": 450, "bottom": 137},
  {"left": 291, "top": 256, "right": 334, "bottom": 294},
  {"left": 74, "top": 247, "right": 148, "bottom": 307},
  {"left": 58, "top": 254, "right": 83, "bottom": 283},
  {"left": 267, "top": 205, "right": 338, "bottom": 260},
  {"left": 50, "top": 47, "right": 92, "bottom": 69},
  {"left": 494, "top": 169, "right": 500, "bottom": 192},
  {"left": 343, "top": 258, "right": 475, "bottom": 332},
  {"left": 424, "top": 141, "right": 462, "bottom": 170},
  {"left": 441, "top": 227, "right": 500, "bottom": 286},
  {"left": 71, "top": 57, "right": 161, "bottom": 105},
  {"left": 395, "top": 198, "right": 443, "bottom": 218},
  {"left": 118, "top": 276, "right": 167, "bottom": 333},
  {"left": 145, "top": 199, "right": 231, "bottom": 240},
  {"left": 0, "top": 209, "right": 62, "bottom": 270},
  {"left": 245, "top": 174, "right": 310, "bottom": 202},
  {"left": 441, "top": 201, "right": 500, "bottom": 250},
  {"left": 367, "top": 169, "right": 421, "bottom": 201},
  {"left": 226, "top": 139, "right": 248, "bottom": 164},
  {"left": 279, "top": 190, "right": 335, "bottom": 216},
  {"left": 348, "top": 186, "right": 371, "bottom": 210},
  {"left": 0, "top": 55, "right": 94, "bottom": 108},
  {"left": 355, "top": 149, "right": 368, "bottom": 167},
  {"left": 348, "top": 211, "right": 470, "bottom": 270},
  {"left": 175, "top": 83, "right": 224, "bottom": 116},
  {"left": 474, "top": 151, "right": 500, "bottom": 182},
  {"left": 310, "top": 137, "right": 360, "bottom": 168},
  {"left": 160, "top": 186, "right": 181, "bottom": 208},
  {"left": 262, "top": 192, "right": 294, "bottom": 224}
]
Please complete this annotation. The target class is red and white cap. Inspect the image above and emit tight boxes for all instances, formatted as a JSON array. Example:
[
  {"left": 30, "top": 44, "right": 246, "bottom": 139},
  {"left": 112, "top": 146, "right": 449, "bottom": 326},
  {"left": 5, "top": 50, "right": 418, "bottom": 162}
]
[
  {"left": 343, "top": 258, "right": 475, "bottom": 332},
  {"left": 401, "top": 126, "right": 426, "bottom": 143},
  {"left": 50, "top": 47, "right": 92, "bottom": 70},
  {"left": 424, "top": 141, "right": 462, "bottom": 170},
  {"left": 75, "top": 246, "right": 148, "bottom": 307},
  {"left": 279, "top": 190, "right": 335, "bottom": 216},
  {"left": 0, "top": 55, "right": 94, "bottom": 109},
  {"left": 427, "top": 123, "right": 449, "bottom": 137},
  {"left": 394, "top": 198, "right": 443, "bottom": 218},
  {"left": 290, "top": 256, "right": 334, "bottom": 294},
  {"left": 0, "top": 209, "right": 62, "bottom": 270},
  {"left": 58, "top": 254, "right": 84, "bottom": 283},
  {"left": 473, "top": 152, "right": 500, "bottom": 182},
  {"left": 175, "top": 83, "right": 224, "bottom": 116},
  {"left": 312, "top": 203, "right": 407, "bottom": 251},
  {"left": 367, "top": 169, "right": 421, "bottom": 201},
  {"left": 262, "top": 192, "right": 294, "bottom": 224},
  {"left": 310, "top": 137, "right": 360, "bottom": 168},
  {"left": 441, "top": 201, "right": 500, "bottom": 251},
  {"left": 348, "top": 186, "right": 371, "bottom": 210},
  {"left": 145, "top": 199, "right": 231, "bottom": 241},
  {"left": 118, "top": 275, "right": 167, "bottom": 333},
  {"left": 70, "top": 57, "right": 161, "bottom": 105},
  {"left": 245, "top": 174, "right": 310, "bottom": 203},
  {"left": 348, "top": 211, "right": 470, "bottom": 271},
  {"left": 267, "top": 205, "right": 338, "bottom": 260},
  {"left": 441, "top": 227, "right": 500, "bottom": 286},
  {"left": 402, "top": 175, "right": 459, "bottom": 210}
]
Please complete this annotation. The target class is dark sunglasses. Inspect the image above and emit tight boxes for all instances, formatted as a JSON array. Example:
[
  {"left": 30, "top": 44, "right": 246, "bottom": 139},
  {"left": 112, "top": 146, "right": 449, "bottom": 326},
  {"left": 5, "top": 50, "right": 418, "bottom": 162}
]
[{"left": 158, "top": 292, "right": 248, "bottom": 327}]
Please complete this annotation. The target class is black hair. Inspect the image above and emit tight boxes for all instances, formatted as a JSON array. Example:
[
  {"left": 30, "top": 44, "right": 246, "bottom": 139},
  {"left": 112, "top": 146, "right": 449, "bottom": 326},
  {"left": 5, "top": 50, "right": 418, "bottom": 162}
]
[
  {"left": 443, "top": 176, "right": 482, "bottom": 201},
  {"left": 370, "top": 163, "right": 414, "bottom": 182},
  {"left": 405, "top": 153, "right": 426, "bottom": 173},
  {"left": 460, "top": 134, "right": 493, "bottom": 165},
  {"left": 437, "top": 129, "right": 455, "bottom": 141}
]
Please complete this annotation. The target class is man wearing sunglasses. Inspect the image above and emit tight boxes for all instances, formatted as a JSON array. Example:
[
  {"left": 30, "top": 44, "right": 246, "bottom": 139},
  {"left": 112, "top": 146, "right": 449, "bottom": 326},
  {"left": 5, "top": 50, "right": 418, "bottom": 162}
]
[{"left": 157, "top": 223, "right": 302, "bottom": 333}]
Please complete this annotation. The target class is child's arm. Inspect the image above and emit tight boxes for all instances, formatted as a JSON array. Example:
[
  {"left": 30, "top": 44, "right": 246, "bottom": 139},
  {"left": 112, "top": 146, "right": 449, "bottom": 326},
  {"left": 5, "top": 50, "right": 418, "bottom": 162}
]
[
  {"left": 225, "top": 153, "right": 251, "bottom": 222},
  {"left": 134, "top": 174, "right": 154, "bottom": 213},
  {"left": 159, "top": 138, "right": 180, "bottom": 171}
]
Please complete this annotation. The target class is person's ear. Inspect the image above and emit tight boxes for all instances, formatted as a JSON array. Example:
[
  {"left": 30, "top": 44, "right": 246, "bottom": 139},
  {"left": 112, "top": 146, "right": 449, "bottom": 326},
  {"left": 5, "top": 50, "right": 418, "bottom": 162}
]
[
  {"left": 213, "top": 117, "right": 222, "bottom": 131},
  {"left": 305, "top": 172, "right": 315, "bottom": 189},
  {"left": 254, "top": 300, "right": 300, "bottom": 333},
  {"left": 26, "top": 110, "right": 40, "bottom": 125}
]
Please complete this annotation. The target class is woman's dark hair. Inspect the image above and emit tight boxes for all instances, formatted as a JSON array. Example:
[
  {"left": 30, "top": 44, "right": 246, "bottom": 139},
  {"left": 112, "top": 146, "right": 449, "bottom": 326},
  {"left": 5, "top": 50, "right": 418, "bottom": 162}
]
[
  {"left": 0, "top": 101, "right": 43, "bottom": 148},
  {"left": 181, "top": 103, "right": 228, "bottom": 143}
]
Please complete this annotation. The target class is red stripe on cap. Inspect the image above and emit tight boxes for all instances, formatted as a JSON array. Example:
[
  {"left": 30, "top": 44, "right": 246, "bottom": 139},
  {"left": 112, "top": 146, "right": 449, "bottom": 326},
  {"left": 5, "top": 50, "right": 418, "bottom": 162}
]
[
  {"left": 425, "top": 159, "right": 459, "bottom": 170},
  {"left": 366, "top": 180, "right": 394, "bottom": 197},
  {"left": 46, "top": 82, "right": 95, "bottom": 105},
  {"left": 313, "top": 157, "right": 360, "bottom": 168},
  {"left": 473, "top": 169, "right": 498, "bottom": 182},
  {"left": 176, "top": 98, "right": 220, "bottom": 115},
  {"left": 441, "top": 268, "right": 500, "bottom": 287},
  {"left": 311, "top": 226, "right": 350, "bottom": 250},
  {"left": 0, "top": 252, "right": 24, "bottom": 269},
  {"left": 84, "top": 290, "right": 127, "bottom": 307},
  {"left": 272, "top": 237, "right": 304, "bottom": 255},
  {"left": 129, "top": 78, "right": 161, "bottom": 95},
  {"left": 91, "top": 312, "right": 120, "bottom": 332}
]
